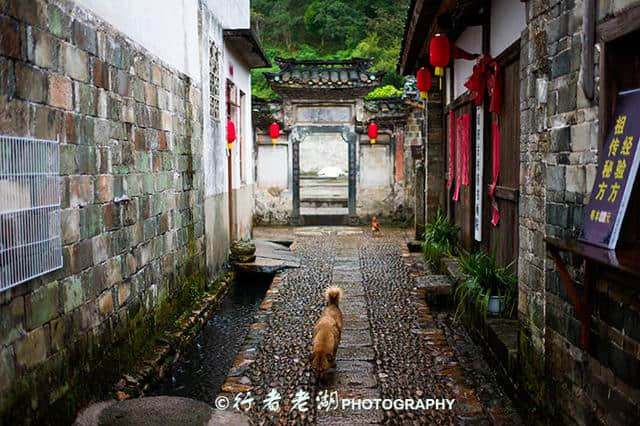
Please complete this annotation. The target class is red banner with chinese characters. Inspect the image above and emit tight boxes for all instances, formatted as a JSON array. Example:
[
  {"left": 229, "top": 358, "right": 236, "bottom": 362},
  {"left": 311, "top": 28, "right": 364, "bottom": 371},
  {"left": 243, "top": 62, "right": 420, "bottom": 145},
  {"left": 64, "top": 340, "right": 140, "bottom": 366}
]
[
  {"left": 453, "top": 113, "right": 470, "bottom": 201},
  {"left": 579, "top": 89, "right": 640, "bottom": 249}
]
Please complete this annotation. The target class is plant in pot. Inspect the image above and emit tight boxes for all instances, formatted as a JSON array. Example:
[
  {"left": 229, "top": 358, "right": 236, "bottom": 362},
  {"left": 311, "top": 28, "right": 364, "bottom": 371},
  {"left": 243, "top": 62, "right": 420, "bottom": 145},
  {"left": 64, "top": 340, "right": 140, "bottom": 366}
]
[
  {"left": 421, "top": 210, "right": 460, "bottom": 274},
  {"left": 454, "top": 251, "right": 517, "bottom": 321}
]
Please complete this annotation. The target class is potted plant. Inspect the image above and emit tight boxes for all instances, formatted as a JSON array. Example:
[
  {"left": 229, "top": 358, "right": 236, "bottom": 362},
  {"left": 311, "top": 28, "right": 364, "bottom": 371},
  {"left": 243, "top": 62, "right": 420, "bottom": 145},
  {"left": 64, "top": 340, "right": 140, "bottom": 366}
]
[
  {"left": 421, "top": 210, "right": 460, "bottom": 274},
  {"left": 455, "top": 251, "right": 517, "bottom": 320}
]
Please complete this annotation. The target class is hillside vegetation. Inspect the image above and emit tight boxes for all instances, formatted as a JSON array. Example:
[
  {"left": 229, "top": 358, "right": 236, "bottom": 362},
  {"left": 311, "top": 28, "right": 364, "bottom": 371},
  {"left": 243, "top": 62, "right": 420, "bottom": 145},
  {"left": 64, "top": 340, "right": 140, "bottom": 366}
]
[{"left": 251, "top": 0, "right": 409, "bottom": 99}]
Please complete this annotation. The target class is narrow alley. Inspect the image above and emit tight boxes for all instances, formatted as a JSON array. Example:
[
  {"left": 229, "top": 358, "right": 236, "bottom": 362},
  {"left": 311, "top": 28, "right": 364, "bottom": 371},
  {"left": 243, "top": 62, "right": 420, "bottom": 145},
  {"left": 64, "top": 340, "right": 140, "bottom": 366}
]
[
  {"left": 216, "top": 227, "right": 521, "bottom": 425},
  {"left": 1, "top": 0, "right": 640, "bottom": 424}
]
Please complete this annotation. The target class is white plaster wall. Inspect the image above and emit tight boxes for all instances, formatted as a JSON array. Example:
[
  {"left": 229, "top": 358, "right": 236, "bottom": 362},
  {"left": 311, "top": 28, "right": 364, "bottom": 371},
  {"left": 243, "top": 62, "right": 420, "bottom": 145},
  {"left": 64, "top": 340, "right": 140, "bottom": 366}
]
[
  {"left": 205, "top": 0, "right": 250, "bottom": 29},
  {"left": 224, "top": 46, "right": 254, "bottom": 189},
  {"left": 258, "top": 146, "right": 289, "bottom": 188},
  {"left": 490, "top": 0, "right": 526, "bottom": 58},
  {"left": 359, "top": 145, "right": 391, "bottom": 188},
  {"left": 75, "top": 0, "right": 201, "bottom": 82},
  {"left": 300, "top": 134, "right": 348, "bottom": 175},
  {"left": 453, "top": 26, "right": 482, "bottom": 99}
]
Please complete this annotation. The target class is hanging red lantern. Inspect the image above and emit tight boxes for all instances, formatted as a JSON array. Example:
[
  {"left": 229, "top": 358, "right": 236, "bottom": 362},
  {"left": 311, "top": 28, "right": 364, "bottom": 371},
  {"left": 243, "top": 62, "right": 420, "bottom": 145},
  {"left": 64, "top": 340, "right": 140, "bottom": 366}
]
[
  {"left": 430, "top": 33, "right": 450, "bottom": 89},
  {"left": 226, "top": 119, "right": 236, "bottom": 150},
  {"left": 416, "top": 67, "right": 432, "bottom": 100},
  {"left": 368, "top": 122, "right": 378, "bottom": 144},
  {"left": 269, "top": 122, "right": 280, "bottom": 144}
]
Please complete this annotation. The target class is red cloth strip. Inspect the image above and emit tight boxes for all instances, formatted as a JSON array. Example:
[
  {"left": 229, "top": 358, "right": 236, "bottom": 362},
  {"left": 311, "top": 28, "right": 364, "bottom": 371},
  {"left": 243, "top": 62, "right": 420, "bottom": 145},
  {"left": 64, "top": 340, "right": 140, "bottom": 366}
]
[
  {"left": 453, "top": 115, "right": 462, "bottom": 201},
  {"left": 490, "top": 116, "right": 500, "bottom": 226},
  {"left": 461, "top": 113, "right": 470, "bottom": 186},
  {"left": 447, "top": 112, "right": 455, "bottom": 190}
]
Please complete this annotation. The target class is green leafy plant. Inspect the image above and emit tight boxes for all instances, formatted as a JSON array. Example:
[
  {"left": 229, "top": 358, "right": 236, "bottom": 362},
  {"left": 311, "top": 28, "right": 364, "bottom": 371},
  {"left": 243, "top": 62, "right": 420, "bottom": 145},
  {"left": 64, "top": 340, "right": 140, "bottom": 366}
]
[
  {"left": 365, "top": 85, "right": 403, "bottom": 99},
  {"left": 454, "top": 251, "right": 517, "bottom": 321},
  {"left": 421, "top": 210, "right": 460, "bottom": 273}
]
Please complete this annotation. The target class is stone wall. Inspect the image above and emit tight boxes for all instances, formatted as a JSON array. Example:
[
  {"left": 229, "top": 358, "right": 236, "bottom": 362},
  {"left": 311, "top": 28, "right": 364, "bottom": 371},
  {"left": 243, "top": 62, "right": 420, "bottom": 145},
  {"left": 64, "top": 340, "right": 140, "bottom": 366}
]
[
  {"left": 519, "top": 0, "right": 640, "bottom": 423},
  {"left": 0, "top": 0, "right": 207, "bottom": 423}
]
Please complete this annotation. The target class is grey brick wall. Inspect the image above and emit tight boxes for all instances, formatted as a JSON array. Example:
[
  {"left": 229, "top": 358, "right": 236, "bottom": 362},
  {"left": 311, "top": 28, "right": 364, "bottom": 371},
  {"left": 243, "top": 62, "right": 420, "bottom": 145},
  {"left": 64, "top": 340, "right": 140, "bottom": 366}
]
[
  {"left": 519, "top": 0, "right": 640, "bottom": 424},
  {"left": 0, "top": 0, "right": 206, "bottom": 422}
]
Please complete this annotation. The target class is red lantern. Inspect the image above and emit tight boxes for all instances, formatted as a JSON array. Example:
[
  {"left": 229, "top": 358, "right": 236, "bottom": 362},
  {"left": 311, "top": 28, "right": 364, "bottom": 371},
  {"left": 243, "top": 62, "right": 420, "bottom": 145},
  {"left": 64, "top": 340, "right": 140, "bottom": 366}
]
[
  {"left": 269, "top": 122, "right": 280, "bottom": 144},
  {"left": 227, "top": 119, "right": 236, "bottom": 150},
  {"left": 416, "top": 67, "right": 432, "bottom": 100},
  {"left": 368, "top": 122, "right": 378, "bottom": 145},
  {"left": 430, "top": 33, "right": 450, "bottom": 89}
]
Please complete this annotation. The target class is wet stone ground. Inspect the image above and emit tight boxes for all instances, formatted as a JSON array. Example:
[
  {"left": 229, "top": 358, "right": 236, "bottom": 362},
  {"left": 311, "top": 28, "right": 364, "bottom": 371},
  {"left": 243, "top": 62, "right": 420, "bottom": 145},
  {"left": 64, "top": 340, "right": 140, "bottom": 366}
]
[{"left": 224, "top": 227, "right": 521, "bottom": 425}]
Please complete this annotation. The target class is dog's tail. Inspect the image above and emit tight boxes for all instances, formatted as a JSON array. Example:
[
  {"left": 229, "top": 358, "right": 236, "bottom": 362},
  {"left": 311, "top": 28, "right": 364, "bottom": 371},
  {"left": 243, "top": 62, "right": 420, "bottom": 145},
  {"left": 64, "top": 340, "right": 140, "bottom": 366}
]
[{"left": 325, "top": 286, "right": 342, "bottom": 305}]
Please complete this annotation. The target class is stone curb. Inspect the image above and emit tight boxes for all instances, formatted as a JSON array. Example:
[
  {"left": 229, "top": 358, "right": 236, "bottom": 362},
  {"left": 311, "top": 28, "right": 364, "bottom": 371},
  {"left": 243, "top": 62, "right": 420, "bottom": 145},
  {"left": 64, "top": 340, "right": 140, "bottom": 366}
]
[
  {"left": 112, "top": 270, "right": 236, "bottom": 400},
  {"left": 400, "top": 246, "right": 488, "bottom": 420}
]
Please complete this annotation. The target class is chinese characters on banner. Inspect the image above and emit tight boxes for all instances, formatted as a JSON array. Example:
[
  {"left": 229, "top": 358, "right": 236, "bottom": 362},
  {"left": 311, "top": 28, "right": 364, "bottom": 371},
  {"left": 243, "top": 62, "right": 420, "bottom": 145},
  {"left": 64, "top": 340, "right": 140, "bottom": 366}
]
[{"left": 579, "top": 89, "right": 640, "bottom": 249}]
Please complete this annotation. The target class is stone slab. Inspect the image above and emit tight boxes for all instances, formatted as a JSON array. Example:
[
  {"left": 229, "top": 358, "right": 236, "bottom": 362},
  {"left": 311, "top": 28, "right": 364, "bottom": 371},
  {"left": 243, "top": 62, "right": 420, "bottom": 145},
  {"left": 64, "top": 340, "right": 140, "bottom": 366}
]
[
  {"left": 340, "top": 329, "right": 373, "bottom": 347},
  {"left": 234, "top": 240, "right": 300, "bottom": 273},
  {"left": 336, "top": 346, "right": 375, "bottom": 361}
]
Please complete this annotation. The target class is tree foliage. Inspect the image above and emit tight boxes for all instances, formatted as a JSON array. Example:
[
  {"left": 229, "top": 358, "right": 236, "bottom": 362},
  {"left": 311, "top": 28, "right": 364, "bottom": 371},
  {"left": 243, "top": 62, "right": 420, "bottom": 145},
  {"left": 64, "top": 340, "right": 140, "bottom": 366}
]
[{"left": 251, "top": 0, "right": 410, "bottom": 99}]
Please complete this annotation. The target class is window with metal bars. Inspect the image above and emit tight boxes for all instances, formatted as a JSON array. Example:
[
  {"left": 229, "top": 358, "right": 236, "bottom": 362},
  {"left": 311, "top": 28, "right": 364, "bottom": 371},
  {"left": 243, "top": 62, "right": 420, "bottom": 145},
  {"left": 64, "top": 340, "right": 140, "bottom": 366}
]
[{"left": 0, "top": 136, "right": 62, "bottom": 291}]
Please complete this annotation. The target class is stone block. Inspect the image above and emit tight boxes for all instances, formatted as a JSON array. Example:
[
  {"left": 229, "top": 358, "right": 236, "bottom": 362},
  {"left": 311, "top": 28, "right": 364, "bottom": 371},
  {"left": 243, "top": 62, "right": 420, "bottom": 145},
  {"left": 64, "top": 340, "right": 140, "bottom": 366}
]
[
  {"left": 61, "top": 208, "right": 80, "bottom": 244},
  {"left": 76, "top": 145, "right": 98, "bottom": 174},
  {"left": 30, "top": 104, "right": 63, "bottom": 140},
  {"left": 104, "top": 257, "right": 123, "bottom": 287},
  {"left": 75, "top": 82, "right": 97, "bottom": 116},
  {"left": 566, "top": 165, "right": 586, "bottom": 193},
  {"left": 108, "top": 94, "right": 122, "bottom": 121},
  {"left": 0, "top": 15, "right": 22, "bottom": 59},
  {"left": 63, "top": 44, "right": 89, "bottom": 82},
  {"left": 59, "top": 143, "right": 77, "bottom": 175},
  {"left": 0, "top": 56, "right": 15, "bottom": 97},
  {"left": 80, "top": 204, "right": 103, "bottom": 239},
  {"left": 6, "top": 0, "right": 46, "bottom": 27},
  {"left": 0, "top": 296, "right": 25, "bottom": 347},
  {"left": 49, "top": 315, "right": 70, "bottom": 353},
  {"left": 161, "top": 111, "right": 173, "bottom": 131},
  {"left": 570, "top": 122, "right": 591, "bottom": 152},
  {"left": 48, "top": 74, "right": 73, "bottom": 110},
  {"left": 92, "top": 57, "right": 110, "bottom": 90},
  {"left": 98, "top": 289, "right": 114, "bottom": 316},
  {"left": 122, "top": 198, "right": 139, "bottom": 226},
  {"left": 31, "top": 28, "right": 59, "bottom": 70},
  {"left": 46, "top": 3, "right": 71, "bottom": 40},
  {"left": 15, "top": 63, "right": 47, "bottom": 103},
  {"left": 69, "top": 239, "right": 94, "bottom": 274},
  {"left": 62, "top": 275, "right": 84, "bottom": 313},
  {"left": 72, "top": 20, "right": 97, "bottom": 55},
  {"left": 69, "top": 175, "right": 94, "bottom": 207},
  {"left": 15, "top": 326, "right": 48, "bottom": 369},
  {"left": 111, "top": 67, "right": 130, "bottom": 97},
  {"left": 95, "top": 175, "right": 114, "bottom": 203},
  {"left": 26, "top": 281, "right": 60, "bottom": 330},
  {"left": 0, "top": 347, "right": 15, "bottom": 392},
  {"left": 558, "top": 81, "right": 577, "bottom": 113},
  {"left": 91, "top": 234, "right": 110, "bottom": 264},
  {"left": 97, "top": 89, "right": 108, "bottom": 118},
  {"left": 144, "top": 82, "right": 158, "bottom": 107},
  {"left": 551, "top": 50, "right": 571, "bottom": 79},
  {"left": 103, "top": 202, "right": 122, "bottom": 231}
]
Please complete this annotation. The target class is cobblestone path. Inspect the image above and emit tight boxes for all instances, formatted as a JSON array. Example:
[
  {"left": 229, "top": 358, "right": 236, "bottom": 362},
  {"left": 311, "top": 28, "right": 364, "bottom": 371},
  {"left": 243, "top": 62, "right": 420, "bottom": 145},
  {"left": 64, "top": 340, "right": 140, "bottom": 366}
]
[{"left": 228, "top": 228, "right": 521, "bottom": 425}]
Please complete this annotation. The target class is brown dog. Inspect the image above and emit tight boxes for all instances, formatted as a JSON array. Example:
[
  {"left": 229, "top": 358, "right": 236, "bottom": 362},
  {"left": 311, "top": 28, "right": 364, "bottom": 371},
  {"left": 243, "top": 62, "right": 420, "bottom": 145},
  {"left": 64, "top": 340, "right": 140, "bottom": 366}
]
[{"left": 311, "top": 287, "right": 343, "bottom": 379}]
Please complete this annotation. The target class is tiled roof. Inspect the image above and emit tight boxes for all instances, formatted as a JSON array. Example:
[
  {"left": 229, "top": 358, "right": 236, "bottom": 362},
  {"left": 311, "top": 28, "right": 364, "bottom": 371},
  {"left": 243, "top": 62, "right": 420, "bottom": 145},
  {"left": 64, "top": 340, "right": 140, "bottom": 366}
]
[
  {"left": 264, "top": 58, "right": 384, "bottom": 99},
  {"left": 364, "top": 96, "right": 414, "bottom": 122}
]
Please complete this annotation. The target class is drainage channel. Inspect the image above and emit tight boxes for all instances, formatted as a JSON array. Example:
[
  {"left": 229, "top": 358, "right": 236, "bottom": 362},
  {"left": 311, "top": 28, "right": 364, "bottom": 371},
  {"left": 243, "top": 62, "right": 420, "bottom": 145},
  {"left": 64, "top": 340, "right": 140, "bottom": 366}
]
[{"left": 151, "top": 272, "right": 272, "bottom": 405}]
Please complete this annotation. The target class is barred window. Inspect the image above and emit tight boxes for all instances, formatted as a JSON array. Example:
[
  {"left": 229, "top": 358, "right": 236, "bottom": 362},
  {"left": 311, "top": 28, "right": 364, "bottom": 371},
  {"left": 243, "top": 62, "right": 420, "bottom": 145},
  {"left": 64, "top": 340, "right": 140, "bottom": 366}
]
[
  {"left": 0, "top": 136, "right": 62, "bottom": 291},
  {"left": 209, "top": 42, "right": 220, "bottom": 121}
]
